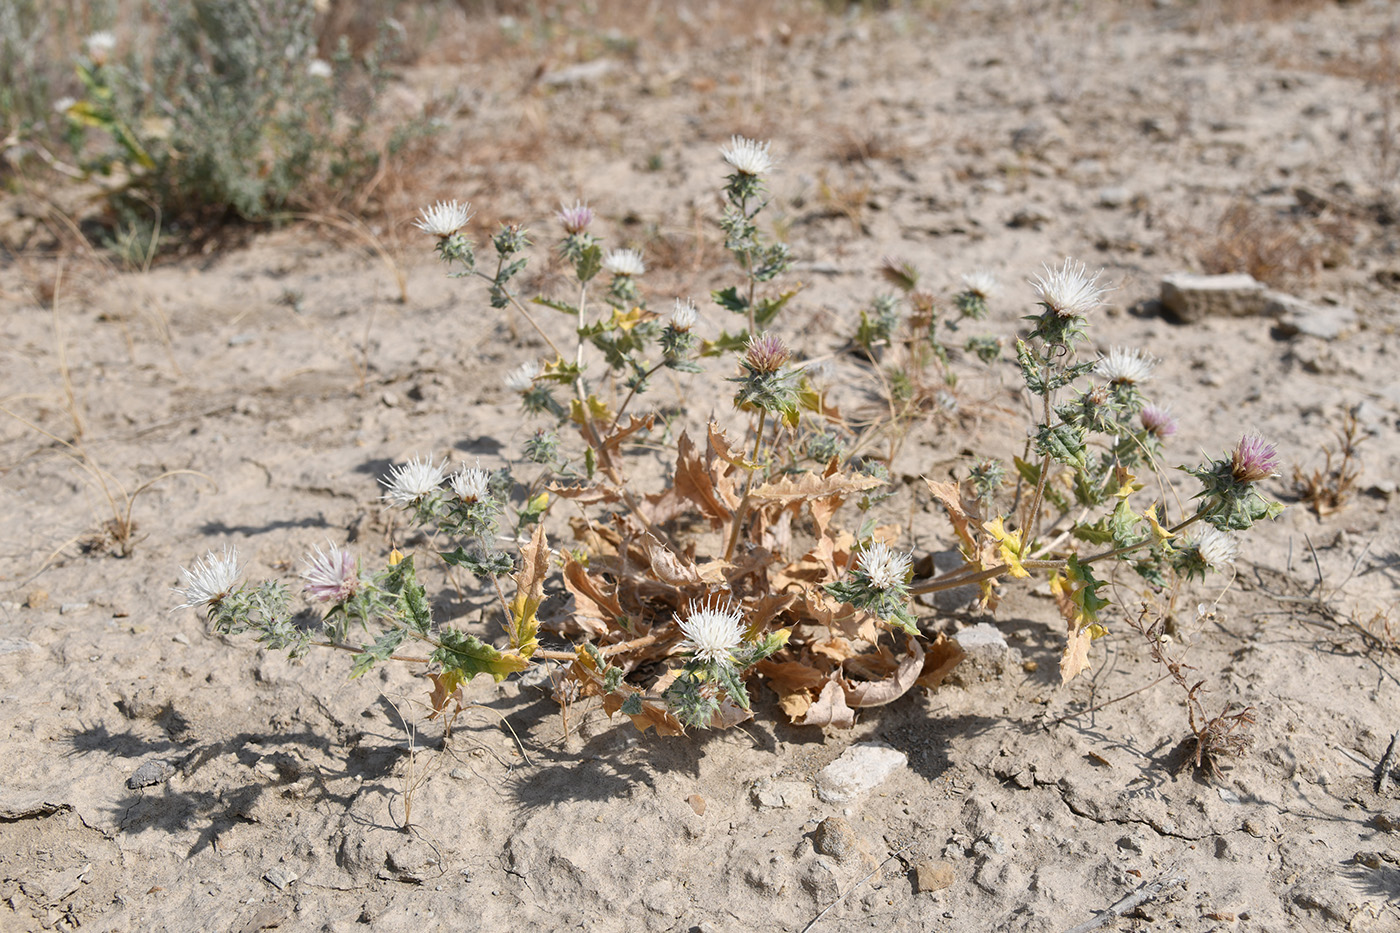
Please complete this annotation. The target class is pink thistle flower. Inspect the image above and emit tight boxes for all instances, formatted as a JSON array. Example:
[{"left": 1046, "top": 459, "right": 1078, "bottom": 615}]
[
  {"left": 556, "top": 201, "right": 593, "bottom": 235},
  {"left": 1140, "top": 404, "right": 1178, "bottom": 438},
  {"left": 301, "top": 542, "right": 358, "bottom": 603},
  {"left": 744, "top": 333, "right": 790, "bottom": 374},
  {"left": 1230, "top": 433, "right": 1280, "bottom": 484}
]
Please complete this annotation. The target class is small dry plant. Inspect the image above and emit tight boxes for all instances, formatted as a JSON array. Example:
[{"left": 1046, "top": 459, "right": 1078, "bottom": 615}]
[
  {"left": 1126, "top": 603, "right": 1255, "bottom": 781},
  {"left": 176, "top": 137, "right": 1284, "bottom": 739},
  {"left": 1292, "top": 409, "right": 1365, "bottom": 517}
]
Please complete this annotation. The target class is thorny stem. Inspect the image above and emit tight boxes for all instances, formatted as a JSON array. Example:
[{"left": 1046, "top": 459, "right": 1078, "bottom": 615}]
[
  {"left": 1019, "top": 347, "right": 1055, "bottom": 542},
  {"left": 312, "top": 640, "right": 431, "bottom": 664},
  {"left": 908, "top": 511, "right": 1205, "bottom": 596},
  {"left": 534, "top": 631, "right": 670, "bottom": 662},
  {"left": 481, "top": 270, "right": 565, "bottom": 360},
  {"left": 611, "top": 360, "right": 667, "bottom": 431},
  {"left": 723, "top": 409, "right": 767, "bottom": 562}
]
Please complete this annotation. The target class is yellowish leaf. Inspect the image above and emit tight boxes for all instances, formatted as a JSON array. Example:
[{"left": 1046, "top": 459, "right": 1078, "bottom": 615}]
[
  {"left": 983, "top": 516, "right": 1029, "bottom": 578},
  {"left": 507, "top": 524, "right": 548, "bottom": 657}
]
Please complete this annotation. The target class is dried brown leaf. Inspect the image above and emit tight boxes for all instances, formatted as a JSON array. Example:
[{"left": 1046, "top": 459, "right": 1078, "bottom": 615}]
[
  {"left": 561, "top": 553, "right": 622, "bottom": 637},
  {"left": 916, "top": 634, "right": 965, "bottom": 689},
  {"left": 548, "top": 483, "right": 621, "bottom": 505},
  {"left": 796, "top": 679, "right": 855, "bottom": 728},
  {"left": 1061, "top": 628, "right": 1093, "bottom": 684},
  {"left": 925, "top": 479, "right": 978, "bottom": 555},
  {"left": 672, "top": 431, "right": 734, "bottom": 528},
  {"left": 843, "top": 637, "right": 924, "bottom": 708},
  {"left": 594, "top": 413, "right": 655, "bottom": 473}
]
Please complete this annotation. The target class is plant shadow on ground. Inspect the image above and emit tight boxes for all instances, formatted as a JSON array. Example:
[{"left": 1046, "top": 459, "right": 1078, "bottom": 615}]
[{"left": 60, "top": 713, "right": 405, "bottom": 857}]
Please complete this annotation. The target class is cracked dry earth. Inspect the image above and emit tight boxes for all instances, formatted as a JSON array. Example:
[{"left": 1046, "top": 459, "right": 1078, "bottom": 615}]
[{"left": 2, "top": 2, "right": 1400, "bottom": 931}]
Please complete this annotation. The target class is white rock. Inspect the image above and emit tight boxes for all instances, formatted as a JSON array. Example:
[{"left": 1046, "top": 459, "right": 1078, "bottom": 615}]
[
  {"left": 816, "top": 742, "right": 907, "bottom": 804},
  {"left": 1161, "top": 273, "right": 1267, "bottom": 322},
  {"left": 1266, "top": 292, "right": 1357, "bottom": 340}
]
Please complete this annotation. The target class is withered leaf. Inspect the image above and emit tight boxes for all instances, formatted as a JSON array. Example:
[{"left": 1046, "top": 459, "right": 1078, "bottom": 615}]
[
  {"left": 925, "top": 478, "right": 978, "bottom": 555},
  {"left": 507, "top": 523, "right": 548, "bottom": 656},
  {"left": 672, "top": 431, "right": 734, "bottom": 528},
  {"left": 593, "top": 413, "right": 655, "bottom": 473},
  {"left": 425, "top": 670, "right": 465, "bottom": 720},
  {"left": 548, "top": 483, "right": 621, "bottom": 505},
  {"left": 844, "top": 636, "right": 924, "bottom": 708},
  {"left": 561, "top": 553, "right": 621, "bottom": 637},
  {"left": 750, "top": 470, "right": 883, "bottom": 506},
  {"left": 796, "top": 679, "right": 855, "bottom": 728},
  {"left": 1061, "top": 628, "right": 1093, "bottom": 684},
  {"left": 916, "top": 633, "right": 966, "bottom": 689}
]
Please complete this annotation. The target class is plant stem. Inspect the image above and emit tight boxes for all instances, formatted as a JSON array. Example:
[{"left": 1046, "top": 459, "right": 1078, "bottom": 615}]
[
  {"left": 486, "top": 273, "right": 565, "bottom": 359},
  {"left": 908, "top": 511, "right": 1204, "bottom": 596},
  {"left": 611, "top": 360, "right": 666, "bottom": 431},
  {"left": 723, "top": 409, "right": 767, "bottom": 562}
]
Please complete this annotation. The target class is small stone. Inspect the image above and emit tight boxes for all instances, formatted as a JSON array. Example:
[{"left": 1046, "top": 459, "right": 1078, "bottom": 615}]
[
  {"left": 127, "top": 759, "right": 175, "bottom": 789},
  {"left": 171, "top": 633, "right": 191, "bottom": 646},
  {"left": 227, "top": 333, "right": 256, "bottom": 347},
  {"left": 24, "top": 589, "right": 49, "bottom": 610},
  {"left": 813, "top": 817, "right": 862, "bottom": 863},
  {"left": 1116, "top": 834, "right": 1144, "bottom": 854},
  {"left": 947, "top": 623, "right": 1011, "bottom": 685},
  {"left": 816, "top": 742, "right": 908, "bottom": 804},
  {"left": 59, "top": 602, "right": 89, "bottom": 614},
  {"left": 1267, "top": 292, "right": 1357, "bottom": 340},
  {"left": 1097, "top": 186, "right": 1131, "bottom": 208},
  {"left": 913, "top": 859, "right": 955, "bottom": 893},
  {"left": 0, "top": 638, "right": 39, "bottom": 655},
  {"left": 1215, "top": 837, "right": 1241, "bottom": 861},
  {"left": 972, "top": 833, "right": 1007, "bottom": 858},
  {"left": 1160, "top": 273, "right": 1267, "bottom": 322},
  {"left": 263, "top": 866, "right": 298, "bottom": 890}
]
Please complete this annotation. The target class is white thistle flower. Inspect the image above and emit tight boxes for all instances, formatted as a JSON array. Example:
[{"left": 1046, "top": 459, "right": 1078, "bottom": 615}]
[
  {"left": 960, "top": 270, "right": 1000, "bottom": 299},
  {"left": 859, "top": 541, "right": 913, "bottom": 590},
  {"left": 172, "top": 545, "right": 242, "bottom": 610},
  {"left": 380, "top": 454, "right": 447, "bottom": 505},
  {"left": 1095, "top": 346, "right": 1156, "bottom": 385},
  {"left": 602, "top": 248, "right": 645, "bottom": 277},
  {"left": 413, "top": 200, "right": 474, "bottom": 238},
  {"left": 505, "top": 360, "right": 541, "bottom": 393},
  {"left": 85, "top": 31, "right": 116, "bottom": 60},
  {"left": 1190, "top": 526, "right": 1239, "bottom": 572},
  {"left": 720, "top": 136, "right": 774, "bottom": 176},
  {"left": 670, "top": 298, "right": 697, "bottom": 331},
  {"left": 677, "top": 600, "right": 745, "bottom": 666},
  {"left": 450, "top": 465, "right": 491, "bottom": 503},
  {"left": 1030, "top": 258, "right": 1109, "bottom": 318},
  {"left": 301, "top": 541, "right": 357, "bottom": 603},
  {"left": 307, "top": 58, "right": 333, "bottom": 79}
]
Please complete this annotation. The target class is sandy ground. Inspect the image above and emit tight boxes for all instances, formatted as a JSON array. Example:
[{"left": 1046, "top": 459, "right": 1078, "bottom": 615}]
[{"left": 2, "top": 2, "right": 1399, "bottom": 931}]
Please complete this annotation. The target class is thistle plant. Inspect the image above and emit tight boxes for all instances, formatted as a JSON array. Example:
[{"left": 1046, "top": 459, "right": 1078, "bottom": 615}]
[{"left": 177, "top": 136, "right": 1284, "bottom": 739}]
